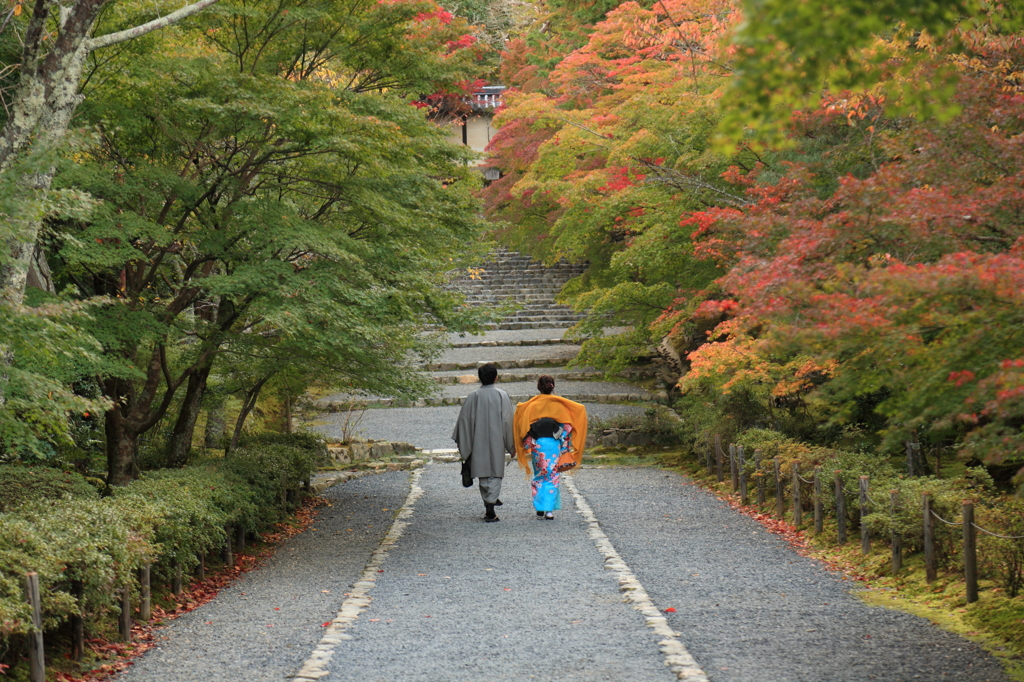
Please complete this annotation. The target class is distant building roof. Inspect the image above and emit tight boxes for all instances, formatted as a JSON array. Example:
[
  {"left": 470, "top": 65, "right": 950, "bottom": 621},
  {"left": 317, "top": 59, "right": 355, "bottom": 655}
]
[{"left": 467, "top": 85, "right": 505, "bottom": 112}]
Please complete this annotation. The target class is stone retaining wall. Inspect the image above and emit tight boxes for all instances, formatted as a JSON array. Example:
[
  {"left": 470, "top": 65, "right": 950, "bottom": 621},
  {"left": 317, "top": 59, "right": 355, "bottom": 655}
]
[{"left": 325, "top": 439, "right": 418, "bottom": 465}]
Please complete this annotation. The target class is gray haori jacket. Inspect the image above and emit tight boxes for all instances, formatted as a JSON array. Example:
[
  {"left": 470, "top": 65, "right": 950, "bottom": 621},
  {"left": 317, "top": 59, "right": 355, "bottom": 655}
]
[{"left": 451, "top": 384, "right": 515, "bottom": 480}]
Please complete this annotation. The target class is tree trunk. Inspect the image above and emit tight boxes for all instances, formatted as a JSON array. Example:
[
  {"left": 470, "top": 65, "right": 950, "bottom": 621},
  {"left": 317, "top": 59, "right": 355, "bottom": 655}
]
[
  {"left": 0, "top": 0, "right": 222, "bottom": 303},
  {"left": 164, "top": 364, "right": 212, "bottom": 467},
  {"left": 228, "top": 376, "right": 270, "bottom": 453},
  {"left": 105, "top": 405, "right": 138, "bottom": 487},
  {"left": 204, "top": 402, "right": 227, "bottom": 448}
]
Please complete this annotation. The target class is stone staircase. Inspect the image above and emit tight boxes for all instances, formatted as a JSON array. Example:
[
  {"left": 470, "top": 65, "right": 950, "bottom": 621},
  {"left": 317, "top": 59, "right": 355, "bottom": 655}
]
[
  {"left": 447, "top": 248, "right": 588, "bottom": 330},
  {"left": 310, "top": 248, "right": 657, "bottom": 451}
]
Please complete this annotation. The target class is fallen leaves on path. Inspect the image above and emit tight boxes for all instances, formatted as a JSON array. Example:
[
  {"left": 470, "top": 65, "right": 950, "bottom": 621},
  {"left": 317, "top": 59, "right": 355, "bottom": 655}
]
[{"left": 700, "top": 483, "right": 872, "bottom": 583}]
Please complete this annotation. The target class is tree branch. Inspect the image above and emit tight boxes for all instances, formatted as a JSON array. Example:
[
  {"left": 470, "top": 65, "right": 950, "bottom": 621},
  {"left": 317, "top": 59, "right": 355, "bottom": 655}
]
[{"left": 86, "top": 0, "right": 221, "bottom": 51}]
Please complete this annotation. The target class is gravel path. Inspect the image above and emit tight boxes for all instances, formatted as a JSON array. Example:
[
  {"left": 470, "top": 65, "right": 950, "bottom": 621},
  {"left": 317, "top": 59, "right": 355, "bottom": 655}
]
[
  {"left": 319, "top": 463, "right": 676, "bottom": 682},
  {"left": 120, "top": 464, "right": 1010, "bottom": 682},
  {"left": 573, "top": 467, "right": 1009, "bottom": 682},
  {"left": 119, "top": 471, "right": 412, "bottom": 682},
  {"left": 310, "top": 403, "right": 645, "bottom": 450}
]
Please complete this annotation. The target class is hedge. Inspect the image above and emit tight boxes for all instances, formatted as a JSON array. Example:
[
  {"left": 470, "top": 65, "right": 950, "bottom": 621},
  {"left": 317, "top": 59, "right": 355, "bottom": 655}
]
[{"left": 0, "top": 435, "right": 324, "bottom": 664}]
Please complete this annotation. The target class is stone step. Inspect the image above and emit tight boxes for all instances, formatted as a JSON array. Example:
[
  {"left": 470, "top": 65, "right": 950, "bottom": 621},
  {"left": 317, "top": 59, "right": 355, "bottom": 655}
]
[
  {"left": 486, "top": 321, "right": 579, "bottom": 330},
  {"left": 431, "top": 367, "right": 656, "bottom": 384},
  {"left": 423, "top": 357, "right": 575, "bottom": 371},
  {"left": 321, "top": 392, "right": 654, "bottom": 410},
  {"left": 500, "top": 314, "right": 583, "bottom": 323},
  {"left": 451, "top": 276, "right": 579, "bottom": 285},
  {"left": 460, "top": 295, "right": 571, "bottom": 303},
  {"left": 448, "top": 338, "right": 578, "bottom": 348}
]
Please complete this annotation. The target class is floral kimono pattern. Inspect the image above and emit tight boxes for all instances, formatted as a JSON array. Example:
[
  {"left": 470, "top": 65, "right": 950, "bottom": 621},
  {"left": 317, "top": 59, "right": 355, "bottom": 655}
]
[{"left": 523, "top": 424, "right": 573, "bottom": 512}]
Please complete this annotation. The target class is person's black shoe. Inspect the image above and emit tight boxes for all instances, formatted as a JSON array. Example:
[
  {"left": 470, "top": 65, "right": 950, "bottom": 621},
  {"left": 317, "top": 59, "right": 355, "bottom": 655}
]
[
  {"left": 484, "top": 502, "right": 499, "bottom": 522},
  {"left": 544, "top": 512, "right": 554, "bottom": 520},
  {"left": 536, "top": 511, "right": 544, "bottom": 518},
  {"left": 484, "top": 515, "right": 500, "bottom": 522}
]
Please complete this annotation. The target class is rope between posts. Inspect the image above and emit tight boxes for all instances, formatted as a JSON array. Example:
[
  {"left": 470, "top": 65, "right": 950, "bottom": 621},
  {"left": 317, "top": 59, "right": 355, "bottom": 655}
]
[
  {"left": 796, "top": 473, "right": 815, "bottom": 485},
  {"left": 930, "top": 509, "right": 963, "bottom": 527},
  {"left": 972, "top": 523, "right": 1024, "bottom": 540}
]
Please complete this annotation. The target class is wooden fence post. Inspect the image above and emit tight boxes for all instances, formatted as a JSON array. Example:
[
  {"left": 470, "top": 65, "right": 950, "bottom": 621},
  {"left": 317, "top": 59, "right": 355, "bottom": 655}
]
[
  {"left": 906, "top": 440, "right": 923, "bottom": 476},
  {"left": 171, "top": 561, "right": 182, "bottom": 596},
  {"left": 859, "top": 476, "right": 871, "bottom": 555},
  {"left": 71, "top": 580, "right": 84, "bottom": 662},
  {"left": 236, "top": 525, "right": 246, "bottom": 551},
  {"left": 792, "top": 462, "right": 802, "bottom": 527},
  {"left": 814, "top": 468, "right": 823, "bottom": 535},
  {"left": 755, "top": 449, "right": 765, "bottom": 507},
  {"left": 196, "top": 553, "right": 206, "bottom": 580},
  {"left": 715, "top": 435, "right": 724, "bottom": 483},
  {"left": 119, "top": 584, "right": 132, "bottom": 642},
  {"left": 890, "top": 490, "right": 902, "bottom": 574},
  {"left": 964, "top": 502, "right": 978, "bottom": 604},
  {"left": 923, "top": 493, "right": 936, "bottom": 583},
  {"left": 139, "top": 564, "right": 151, "bottom": 622},
  {"left": 774, "top": 457, "right": 785, "bottom": 519},
  {"left": 738, "top": 446, "right": 748, "bottom": 505},
  {"left": 835, "top": 471, "right": 847, "bottom": 545},
  {"left": 24, "top": 572, "right": 45, "bottom": 682},
  {"left": 729, "top": 444, "right": 739, "bottom": 492},
  {"left": 223, "top": 534, "right": 234, "bottom": 568},
  {"left": 705, "top": 441, "right": 713, "bottom": 475}
]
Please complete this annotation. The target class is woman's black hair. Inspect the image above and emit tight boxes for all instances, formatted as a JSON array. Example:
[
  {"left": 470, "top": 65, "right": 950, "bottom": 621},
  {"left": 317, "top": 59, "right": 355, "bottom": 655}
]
[{"left": 537, "top": 375, "right": 555, "bottom": 395}]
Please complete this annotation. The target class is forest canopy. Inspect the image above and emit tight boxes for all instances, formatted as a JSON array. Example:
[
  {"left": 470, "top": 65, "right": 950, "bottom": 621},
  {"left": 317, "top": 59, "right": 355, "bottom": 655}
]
[{"left": 481, "top": 0, "right": 1024, "bottom": 478}]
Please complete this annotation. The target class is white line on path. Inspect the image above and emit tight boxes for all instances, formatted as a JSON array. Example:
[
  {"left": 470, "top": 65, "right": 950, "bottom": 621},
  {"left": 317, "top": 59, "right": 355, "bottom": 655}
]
[
  {"left": 564, "top": 475, "right": 709, "bottom": 682},
  {"left": 291, "top": 467, "right": 425, "bottom": 681}
]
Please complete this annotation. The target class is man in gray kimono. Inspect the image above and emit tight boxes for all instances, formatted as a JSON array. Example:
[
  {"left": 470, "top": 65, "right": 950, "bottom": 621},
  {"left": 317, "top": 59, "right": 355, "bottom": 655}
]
[{"left": 452, "top": 363, "right": 515, "bottom": 522}]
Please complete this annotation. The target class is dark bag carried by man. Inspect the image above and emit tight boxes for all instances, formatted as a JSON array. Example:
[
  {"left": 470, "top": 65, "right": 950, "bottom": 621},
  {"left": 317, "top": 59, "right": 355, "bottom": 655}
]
[{"left": 461, "top": 456, "right": 473, "bottom": 488}]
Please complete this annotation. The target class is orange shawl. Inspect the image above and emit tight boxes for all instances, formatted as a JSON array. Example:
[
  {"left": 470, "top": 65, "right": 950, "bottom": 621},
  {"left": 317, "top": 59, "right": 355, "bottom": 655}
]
[{"left": 513, "top": 394, "right": 588, "bottom": 473}]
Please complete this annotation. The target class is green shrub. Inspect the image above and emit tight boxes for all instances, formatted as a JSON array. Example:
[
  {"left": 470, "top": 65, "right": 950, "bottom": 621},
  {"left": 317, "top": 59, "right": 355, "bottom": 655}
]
[
  {"left": 0, "top": 435, "right": 323, "bottom": 666},
  {"left": 224, "top": 442, "right": 320, "bottom": 520},
  {"left": 0, "top": 465, "right": 98, "bottom": 512},
  {"left": 861, "top": 471, "right": 994, "bottom": 569},
  {"left": 0, "top": 515, "right": 72, "bottom": 637},
  {"left": 11, "top": 499, "right": 153, "bottom": 633},
  {"left": 237, "top": 432, "right": 328, "bottom": 462},
  {"left": 114, "top": 471, "right": 233, "bottom": 578},
  {"left": 976, "top": 498, "right": 1024, "bottom": 597}
]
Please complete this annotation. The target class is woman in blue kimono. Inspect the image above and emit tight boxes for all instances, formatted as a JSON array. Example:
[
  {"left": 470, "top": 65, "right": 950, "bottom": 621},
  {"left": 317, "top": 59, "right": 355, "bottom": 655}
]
[{"left": 515, "top": 375, "right": 587, "bottom": 520}]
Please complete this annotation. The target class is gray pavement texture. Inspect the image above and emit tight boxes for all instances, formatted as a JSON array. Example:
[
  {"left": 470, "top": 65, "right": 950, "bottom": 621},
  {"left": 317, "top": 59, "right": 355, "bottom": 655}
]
[
  {"left": 119, "top": 470, "right": 411, "bottom": 682},
  {"left": 574, "top": 467, "right": 1009, "bottom": 682},
  {"left": 120, "top": 463, "right": 1011, "bottom": 682},
  {"left": 323, "top": 464, "right": 676, "bottom": 682},
  {"left": 310, "top": 403, "right": 645, "bottom": 450}
]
